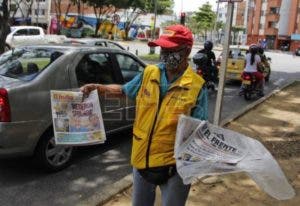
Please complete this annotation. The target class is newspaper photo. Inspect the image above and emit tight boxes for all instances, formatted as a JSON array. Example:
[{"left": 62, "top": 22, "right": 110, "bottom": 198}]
[
  {"left": 50, "top": 90, "right": 106, "bottom": 145},
  {"left": 175, "top": 115, "right": 295, "bottom": 200}
]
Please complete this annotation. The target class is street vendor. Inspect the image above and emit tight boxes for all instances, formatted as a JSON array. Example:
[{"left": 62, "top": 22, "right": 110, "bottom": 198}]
[{"left": 81, "top": 24, "right": 208, "bottom": 206}]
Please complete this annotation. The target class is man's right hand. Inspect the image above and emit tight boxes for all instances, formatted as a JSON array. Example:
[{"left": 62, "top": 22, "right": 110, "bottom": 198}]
[{"left": 80, "top": 84, "right": 101, "bottom": 96}]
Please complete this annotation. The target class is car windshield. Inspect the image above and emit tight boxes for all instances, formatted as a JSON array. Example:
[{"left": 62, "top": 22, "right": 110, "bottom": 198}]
[{"left": 0, "top": 48, "right": 64, "bottom": 81}]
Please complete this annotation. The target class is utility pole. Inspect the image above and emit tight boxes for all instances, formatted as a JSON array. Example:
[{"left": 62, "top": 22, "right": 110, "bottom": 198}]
[
  {"left": 213, "top": 1, "right": 235, "bottom": 126},
  {"left": 213, "top": 1, "right": 221, "bottom": 43}
]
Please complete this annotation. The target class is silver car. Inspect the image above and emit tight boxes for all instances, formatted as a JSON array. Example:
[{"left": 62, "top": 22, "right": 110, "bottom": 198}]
[
  {"left": 0, "top": 45, "right": 145, "bottom": 171},
  {"left": 63, "top": 38, "right": 127, "bottom": 50}
]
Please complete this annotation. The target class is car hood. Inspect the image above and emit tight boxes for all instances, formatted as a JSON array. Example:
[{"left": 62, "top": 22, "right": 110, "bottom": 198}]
[{"left": 0, "top": 75, "right": 24, "bottom": 89}]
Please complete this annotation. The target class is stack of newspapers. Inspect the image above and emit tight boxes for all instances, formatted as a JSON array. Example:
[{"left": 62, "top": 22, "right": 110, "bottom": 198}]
[{"left": 175, "top": 115, "right": 295, "bottom": 200}]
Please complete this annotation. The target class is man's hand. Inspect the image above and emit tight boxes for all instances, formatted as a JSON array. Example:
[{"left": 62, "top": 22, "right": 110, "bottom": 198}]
[
  {"left": 80, "top": 83, "right": 124, "bottom": 97},
  {"left": 80, "top": 83, "right": 101, "bottom": 96}
]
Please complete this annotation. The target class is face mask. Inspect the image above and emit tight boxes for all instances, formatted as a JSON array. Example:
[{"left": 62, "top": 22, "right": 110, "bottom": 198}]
[{"left": 160, "top": 49, "right": 185, "bottom": 70}]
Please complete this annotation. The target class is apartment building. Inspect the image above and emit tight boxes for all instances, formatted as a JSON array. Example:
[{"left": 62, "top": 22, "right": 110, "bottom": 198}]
[{"left": 244, "top": 0, "right": 300, "bottom": 51}]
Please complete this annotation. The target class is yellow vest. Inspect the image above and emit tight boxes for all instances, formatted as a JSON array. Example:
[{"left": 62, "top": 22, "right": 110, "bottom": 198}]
[{"left": 131, "top": 65, "right": 205, "bottom": 169}]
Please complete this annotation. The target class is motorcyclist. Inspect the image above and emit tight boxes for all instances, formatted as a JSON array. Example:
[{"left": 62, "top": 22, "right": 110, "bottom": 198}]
[
  {"left": 242, "top": 44, "right": 264, "bottom": 96},
  {"left": 197, "top": 40, "right": 218, "bottom": 82}
]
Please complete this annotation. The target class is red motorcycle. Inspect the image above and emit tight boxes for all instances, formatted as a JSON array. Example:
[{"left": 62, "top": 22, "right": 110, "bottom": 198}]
[{"left": 240, "top": 72, "right": 263, "bottom": 100}]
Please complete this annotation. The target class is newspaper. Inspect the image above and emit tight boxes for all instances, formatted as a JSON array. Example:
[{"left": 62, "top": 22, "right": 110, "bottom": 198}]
[
  {"left": 175, "top": 115, "right": 295, "bottom": 200},
  {"left": 50, "top": 90, "right": 106, "bottom": 145}
]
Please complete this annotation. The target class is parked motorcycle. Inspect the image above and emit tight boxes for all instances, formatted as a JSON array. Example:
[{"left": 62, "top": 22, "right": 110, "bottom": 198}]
[
  {"left": 192, "top": 53, "right": 218, "bottom": 91},
  {"left": 240, "top": 72, "right": 264, "bottom": 100}
]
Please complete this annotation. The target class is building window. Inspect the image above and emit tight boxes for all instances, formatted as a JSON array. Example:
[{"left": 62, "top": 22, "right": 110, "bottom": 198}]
[
  {"left": 268, "top": 21, "right": 277, "bottom": 28},
  {"left": 261, "top": 11, "right": 264, "bottom": 16},
  {"left": 270, "top": 7, "right": 280, "bottom": 14},
  {"left": 35, "top": 9, "right": 45, "bottom": 16}
]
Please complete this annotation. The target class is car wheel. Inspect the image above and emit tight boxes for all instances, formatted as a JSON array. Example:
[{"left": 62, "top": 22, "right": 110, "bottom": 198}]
[
  {"left": 35, "top": 131, "right": 73, "bottom": 172},
  {"left": 264, "top": 69, "right": 271, "bottom": 82},
  {"left": 244, "top": 89, "right": 251, "bottom": 101}
]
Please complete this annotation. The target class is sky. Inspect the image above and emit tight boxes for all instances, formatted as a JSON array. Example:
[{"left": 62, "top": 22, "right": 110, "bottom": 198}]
[{"left": 174, "top": 0, "right": 218, "bottom": 15}]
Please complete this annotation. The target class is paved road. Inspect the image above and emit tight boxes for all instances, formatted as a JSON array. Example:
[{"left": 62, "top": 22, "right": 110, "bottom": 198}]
[{"left": 0, "top": 43, "right": 299, "bottom": 206}]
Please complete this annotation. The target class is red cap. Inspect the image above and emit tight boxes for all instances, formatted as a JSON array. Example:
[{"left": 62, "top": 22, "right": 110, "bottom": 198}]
[{"left": 148, "top": 24, "right": 193, "bottom": 48}]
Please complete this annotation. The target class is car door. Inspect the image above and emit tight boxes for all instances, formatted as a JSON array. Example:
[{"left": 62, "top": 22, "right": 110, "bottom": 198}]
[
  {"left": 28, "top": 28, "right": 43, "bottom": 45},
  {"left": 113, "top": 53, "right": 145, "bottom": 124},
  {"left": 74, "top": 52, "right": 126, "bottom": 132},
  {"left": 11, "top": 28, "right": 28, "bottom": 47}
]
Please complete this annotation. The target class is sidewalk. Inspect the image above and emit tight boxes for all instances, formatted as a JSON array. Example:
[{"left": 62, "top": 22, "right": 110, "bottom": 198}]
[{"left": 102, "top": 81, "right": 300, "bottom": 206}]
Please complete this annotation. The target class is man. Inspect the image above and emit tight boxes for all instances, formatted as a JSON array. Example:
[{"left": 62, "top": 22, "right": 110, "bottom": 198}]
[
  {"left": 81, "top": 24, "right": 208, "bottom": 206},
  {"left": 196, "top": 40, "right": 218, "bottom": 83}
]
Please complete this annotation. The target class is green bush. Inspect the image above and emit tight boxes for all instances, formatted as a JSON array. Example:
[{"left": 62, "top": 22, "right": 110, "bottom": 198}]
[{"left": 138, "top": 54, "right": 160, "bottom": 61}]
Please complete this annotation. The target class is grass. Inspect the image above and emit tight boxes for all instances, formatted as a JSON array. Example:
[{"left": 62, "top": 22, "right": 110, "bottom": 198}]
[{"left": 138, "top": 53, "right": 160, "bottom": 62}]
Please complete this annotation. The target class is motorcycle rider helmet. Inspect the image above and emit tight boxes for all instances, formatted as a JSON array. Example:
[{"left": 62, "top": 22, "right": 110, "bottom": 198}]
[
  {"left": 192, "top": 52, "right": 208, "bottom": 66},
  {"left": 204, "top": 40, "right": 213, "bottom": 51},
  {"left": 258, "top": 46, "right": 264, "bottom": 54}
]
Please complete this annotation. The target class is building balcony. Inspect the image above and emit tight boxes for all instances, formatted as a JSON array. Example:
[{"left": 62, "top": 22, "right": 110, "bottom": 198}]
[
  {"left": 268, "top": 0, "right": 281, "bottom": 8},
  {"left": 266, "top": 13, "right": 280, "bottom": 22},
  {"left": 265, "top": 27, "right": 278, "bottom": 35}
]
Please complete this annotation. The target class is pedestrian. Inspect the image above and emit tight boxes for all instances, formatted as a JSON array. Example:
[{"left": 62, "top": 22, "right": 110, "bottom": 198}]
[{"left": 80, "top": 24, "right": 208, "bottom": 206}]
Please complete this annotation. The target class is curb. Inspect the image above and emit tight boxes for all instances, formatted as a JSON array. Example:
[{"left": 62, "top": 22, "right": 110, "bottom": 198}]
[
  {"left": 77, "top": 174, "right": 133, "bottom": 206},
  {"left": 78, "top": 80, "right": 296, "bottom": 206},
  {"left": 220, "top": 80, "right": 296, "bottom": 127}
]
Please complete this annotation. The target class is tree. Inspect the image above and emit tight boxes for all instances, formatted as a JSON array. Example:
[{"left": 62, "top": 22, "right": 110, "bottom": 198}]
[
  {"left": 231, "top": 26, "right": 245, "bottom": 45},
  {"left": 186, "top": 15, "right": 203, "bottom": 42},
  {"left": 0, "top": 0, "right": 11, "bottom": 53},
  {"left": 85, "top": 0, "right": 119, "bottom": 36},
  {"left": 120, "top": 0, "right": 173, "bottom": 40},
  {"left": 52, "top": 0, "right": 64, "bottom": 34},
  {"left": 193, "top": 2, "right": 216, "bottom": 41},
  {"left": 216, "top": 21, "right": 225, "bottom": 43}
]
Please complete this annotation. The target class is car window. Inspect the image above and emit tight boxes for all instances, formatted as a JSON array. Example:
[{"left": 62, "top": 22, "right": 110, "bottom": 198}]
[
  {"left": 28, "top": 29, "right": 40, "bottom": 35},
  {"left": 14, "top": 29, "right": 28, "bottom": 36},
  {"left": 94, "top": 42, "right": 106, "bottom": 47},
  {"left": 116, "top": 54, "right": 144, "bottom": 72},
  {"left": 75, "top": 53, "right": 115, "bottom": 86},
  {"left": 107, "top": 42, "right": 124, "bottom": 50},
  {"left": 0, "top": 48, "right": 63, "bottom": 81}
]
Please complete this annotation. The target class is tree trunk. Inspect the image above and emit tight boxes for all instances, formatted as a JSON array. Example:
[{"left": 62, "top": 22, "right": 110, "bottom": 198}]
[
  {"left": 95, "top": 19, "right": 100, "bottom": 36},
  {"left": 0, "top": 0, "right": 10, "bottom": 54}
]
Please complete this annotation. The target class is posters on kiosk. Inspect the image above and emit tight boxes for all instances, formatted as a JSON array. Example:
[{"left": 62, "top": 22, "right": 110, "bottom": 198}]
[{"left": 50, "top": 90, "right": 106, "bottom": 145}]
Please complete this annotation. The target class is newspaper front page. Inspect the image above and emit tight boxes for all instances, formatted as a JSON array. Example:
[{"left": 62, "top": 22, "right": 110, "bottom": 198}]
[
  {"left": 175, "top": 115, "right": 295, "bottom": 200},
  {"left": 50, "top": 90, "right": 106, "bottom": 145}
]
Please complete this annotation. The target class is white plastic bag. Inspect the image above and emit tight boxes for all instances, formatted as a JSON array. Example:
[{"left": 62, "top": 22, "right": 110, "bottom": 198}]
[{"left": 175, "top": 115, "right": 295, "bottom": 200}]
